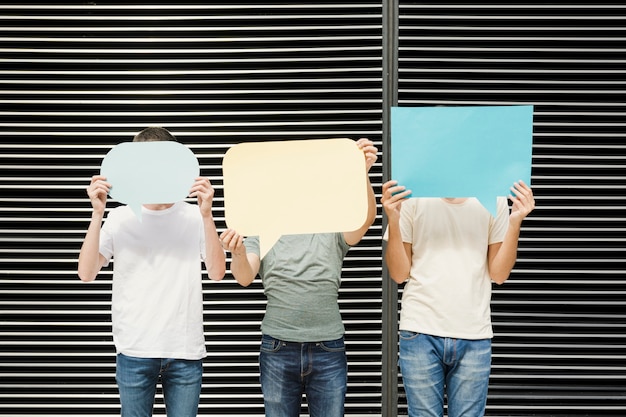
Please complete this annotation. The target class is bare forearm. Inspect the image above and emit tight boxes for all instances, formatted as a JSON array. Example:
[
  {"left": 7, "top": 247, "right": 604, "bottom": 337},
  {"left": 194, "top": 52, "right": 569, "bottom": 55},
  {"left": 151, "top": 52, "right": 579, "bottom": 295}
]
[
  {"left": 385, "top": 222, "right": 411, "bottom": 284},
  {"left": 203, "top": 216, "right": 226, "bottom": 281},
  {"left": 78, "top": 212, "right": 104, "bottom": 282},
  {"left": 490, "top": 180, "right": 535, "bottom": 284},
  {"left": 489, "top": 222, "right": 522, "bottom": 285},
  {"left": 230, "top": 253, "right": 257, "bottom": 287}
]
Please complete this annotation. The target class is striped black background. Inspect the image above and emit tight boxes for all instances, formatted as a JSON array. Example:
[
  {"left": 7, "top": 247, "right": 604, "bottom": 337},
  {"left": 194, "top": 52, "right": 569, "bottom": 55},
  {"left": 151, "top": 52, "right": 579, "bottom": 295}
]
[{"left": 1, "top": 2, "right": 625, "bottom": 416}]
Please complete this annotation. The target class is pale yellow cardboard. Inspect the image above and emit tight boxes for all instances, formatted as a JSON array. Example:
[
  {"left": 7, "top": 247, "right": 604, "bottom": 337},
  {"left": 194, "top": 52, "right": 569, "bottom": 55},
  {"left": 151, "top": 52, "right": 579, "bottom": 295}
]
[{"left": 223, "top": 138, "right": 368, "bottom": 258}]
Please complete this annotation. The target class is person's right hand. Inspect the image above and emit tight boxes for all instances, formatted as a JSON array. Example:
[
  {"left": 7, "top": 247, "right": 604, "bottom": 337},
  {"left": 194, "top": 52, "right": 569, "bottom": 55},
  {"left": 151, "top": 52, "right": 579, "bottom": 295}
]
[
  {"left": 381, "top": 180, "right": 411, "bottom": 223},
  {"left": 86, "top": 175, "right": 111, "bottom": 215}
]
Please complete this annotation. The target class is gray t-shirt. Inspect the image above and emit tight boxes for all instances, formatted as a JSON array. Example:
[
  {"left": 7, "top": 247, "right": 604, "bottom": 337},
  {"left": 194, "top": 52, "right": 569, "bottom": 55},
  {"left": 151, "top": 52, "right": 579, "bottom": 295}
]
[{"left": 244, "top": 233, "right": 351, "bottom": 342}]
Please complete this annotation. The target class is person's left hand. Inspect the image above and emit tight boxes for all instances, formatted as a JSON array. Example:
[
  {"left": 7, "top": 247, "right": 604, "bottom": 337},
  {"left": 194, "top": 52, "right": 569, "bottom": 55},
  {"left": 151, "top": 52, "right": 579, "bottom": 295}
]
[
  {"left": 356, "top": 138, "right": 378, "bottom": 172},
  {"left": 219, "top": 228, "right": 246, "bottom": 256},
  {"left": 189, "top": 176, "right": 215, "bottom": 217},
  {"left": 509, "top": 180, "right": 535, "bottom": 226}
]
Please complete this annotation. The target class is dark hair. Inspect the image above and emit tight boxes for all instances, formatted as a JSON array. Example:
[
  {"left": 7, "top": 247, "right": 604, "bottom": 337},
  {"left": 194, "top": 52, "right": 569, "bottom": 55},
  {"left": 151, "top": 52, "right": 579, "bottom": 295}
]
[{"left": 133, "top": 126, "right": 178, "bottom": 142}]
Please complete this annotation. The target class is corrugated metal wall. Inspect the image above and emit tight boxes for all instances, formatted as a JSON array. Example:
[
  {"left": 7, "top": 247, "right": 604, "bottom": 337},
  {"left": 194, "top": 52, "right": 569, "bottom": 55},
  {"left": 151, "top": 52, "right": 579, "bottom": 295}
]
[
  {"left": 2, "top": 2, "right": 626, "bottom": 417},
  {"left": 0, "top": 2, "right": 384, "bottom": 416},
  {"left": 397, "top": 3, "right": 626, "bottom": 416}
]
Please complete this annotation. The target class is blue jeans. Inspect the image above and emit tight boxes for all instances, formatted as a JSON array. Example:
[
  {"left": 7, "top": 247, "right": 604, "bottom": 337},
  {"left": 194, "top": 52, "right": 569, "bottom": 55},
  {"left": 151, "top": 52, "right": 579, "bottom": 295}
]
[
  {"left": 116, "top": 353, "right": 203, "bottom": 417},
  {"left": 259, "top": 334, "right": 347, "bottom": 417},
  {"left": 399, "top": 332, "right": 492, "bottom": 417}
]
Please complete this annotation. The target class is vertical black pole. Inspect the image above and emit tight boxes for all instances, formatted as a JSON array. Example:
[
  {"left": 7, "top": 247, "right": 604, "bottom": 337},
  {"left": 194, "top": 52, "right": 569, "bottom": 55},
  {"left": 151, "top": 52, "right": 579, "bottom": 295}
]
[{"left": 381, "top": 0, "right": 399, "bottom": 416}]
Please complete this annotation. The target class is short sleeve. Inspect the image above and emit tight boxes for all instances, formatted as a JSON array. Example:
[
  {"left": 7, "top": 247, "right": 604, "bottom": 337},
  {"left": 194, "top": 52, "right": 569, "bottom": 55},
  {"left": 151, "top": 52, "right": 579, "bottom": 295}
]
[
  {"left": 243, "top": 236, "right": 260, "bottom": 257},
  {"left": 336, "top": 232, "right": 351, "bottom": 254},
  {"left": 489, "top": 197, "right": 509, "bottom": 245},
  {"left": 399, "top": 199, "right": 415, "bottom": 244}
]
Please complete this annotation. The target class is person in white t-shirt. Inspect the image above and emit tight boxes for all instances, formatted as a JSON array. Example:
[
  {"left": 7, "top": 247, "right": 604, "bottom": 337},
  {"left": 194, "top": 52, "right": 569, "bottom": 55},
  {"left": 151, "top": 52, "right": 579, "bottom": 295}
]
[
  {"left": 77, "top": 127, "right": 225, "bottom": 417},
  {"left": 381, "top": 179, "right": 535, "bottom": 417}
]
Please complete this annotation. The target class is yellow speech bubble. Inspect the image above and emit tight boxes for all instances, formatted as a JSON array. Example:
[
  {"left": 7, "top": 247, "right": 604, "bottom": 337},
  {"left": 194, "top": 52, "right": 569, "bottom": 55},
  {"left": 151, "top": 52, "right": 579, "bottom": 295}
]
[{"left": 223, "top": 138, "right": 368, "bottom": 258}]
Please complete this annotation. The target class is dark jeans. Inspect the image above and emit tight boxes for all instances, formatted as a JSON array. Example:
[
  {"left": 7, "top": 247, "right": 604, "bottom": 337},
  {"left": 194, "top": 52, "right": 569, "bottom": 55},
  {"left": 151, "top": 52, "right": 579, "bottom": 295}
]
[
  {"left": 116, "top": 353, "right": 202, "bottom": 417},
  {"left": 259, "top": 334, "right": 348, "bottom": 417}
]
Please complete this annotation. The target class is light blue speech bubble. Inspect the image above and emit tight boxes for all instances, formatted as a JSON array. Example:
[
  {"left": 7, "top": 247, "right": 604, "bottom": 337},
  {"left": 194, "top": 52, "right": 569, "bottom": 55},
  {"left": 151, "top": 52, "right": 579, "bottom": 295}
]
[
  {"left": 100, "top": 141, "right": 200, "bottom": 220},
  {"left": 391, "top": 105, "right": 533, "bottom": 216}
]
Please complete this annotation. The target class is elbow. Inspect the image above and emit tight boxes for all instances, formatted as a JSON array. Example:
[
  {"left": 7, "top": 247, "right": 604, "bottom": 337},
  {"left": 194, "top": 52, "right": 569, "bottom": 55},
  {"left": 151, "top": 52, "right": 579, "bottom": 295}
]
[
  {"left": 232, "top": 272, "right": 255, "bottom": 287},
  {"left": 490, "top": 272, "right": 510, "bottom": 285},
  {"left": 488, "top": 262, "right": 514, "bottom": 285},
  {"left": 237, "top": 278, "right": 253, "bottom": 287},
  {"left": 206, "top": 253, "right": 226, "bottom": 281},
  {"left": 389, "top": 273, "right": 408, "bottom": 285},
  {"left": 387, "top": 264, "right": 410, "bottom": 284},
  {"left": 208, "top": 272, "right": 225, "bottom": 281},
  {"left": 77, "top": 268, "right": 97, "bottom": 282},
  {"left": 208, "top": 266, "right": 226, "bottom": 281},
  {"left": 384, "top": 254, "right": 410, "bottom": 285}
]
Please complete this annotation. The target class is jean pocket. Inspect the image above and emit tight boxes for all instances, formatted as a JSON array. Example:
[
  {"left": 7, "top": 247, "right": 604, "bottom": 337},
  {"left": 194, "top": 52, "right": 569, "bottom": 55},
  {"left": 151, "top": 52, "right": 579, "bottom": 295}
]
[
  {"left": 399, "top": 330, "right": 419, "bottom": 341},
  {"left": 260, "top": 335, "right": 283, "bottom": 353},
  {"left": 318, "top": 337, "right": 345, "bottom": 353}
]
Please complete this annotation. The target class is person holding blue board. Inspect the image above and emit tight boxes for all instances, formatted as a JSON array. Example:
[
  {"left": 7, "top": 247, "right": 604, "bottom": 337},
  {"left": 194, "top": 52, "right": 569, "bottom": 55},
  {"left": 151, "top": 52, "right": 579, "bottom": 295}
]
[
  {"left": 384, "top": 104, "right": 535, "bottom": 416},
  {"left": 381, "top": 180, "right": 535, "bottom": 417},
  {"left": 381, "top": 178, "right": 535, "bottom": 417}
]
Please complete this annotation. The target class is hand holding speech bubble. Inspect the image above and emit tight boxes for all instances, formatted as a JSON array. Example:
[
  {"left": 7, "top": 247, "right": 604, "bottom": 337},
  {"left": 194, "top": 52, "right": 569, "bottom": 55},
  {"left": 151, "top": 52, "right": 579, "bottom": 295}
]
[
  {"left": 391, "top": 105, "right": 533, "bottom": 216},
  {"left": 222, "top": 138, "right": 369, "bottom": 259},
  {"left": 100, "top": 141, "right": 200, "bottom": 220}
]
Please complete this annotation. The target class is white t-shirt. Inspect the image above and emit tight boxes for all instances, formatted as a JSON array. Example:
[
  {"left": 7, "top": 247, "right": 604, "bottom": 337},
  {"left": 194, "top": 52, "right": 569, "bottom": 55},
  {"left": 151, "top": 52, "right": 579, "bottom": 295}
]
[
  {"left": 99, "top": 202, "right": 207, "bottom": 359},
  {"left": 398, "top": 197, "right": 509, "bottom": 340}
]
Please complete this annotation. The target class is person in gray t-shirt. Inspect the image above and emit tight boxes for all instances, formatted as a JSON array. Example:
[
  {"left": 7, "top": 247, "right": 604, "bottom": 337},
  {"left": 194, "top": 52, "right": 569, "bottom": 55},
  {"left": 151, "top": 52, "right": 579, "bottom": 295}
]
[{"left": 220, "top": 138, "right": 377, "bottom": 417}]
